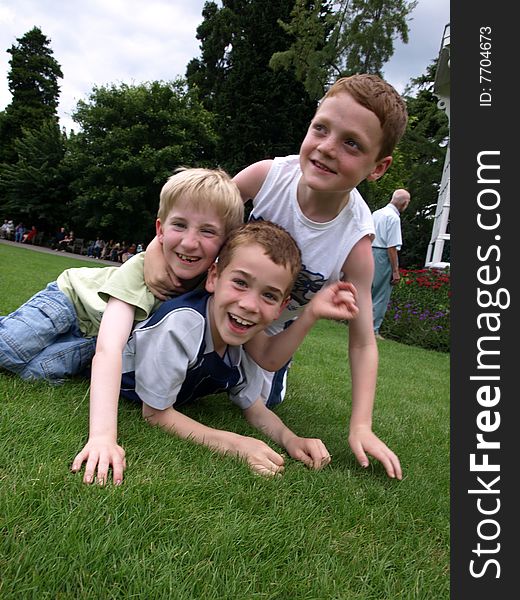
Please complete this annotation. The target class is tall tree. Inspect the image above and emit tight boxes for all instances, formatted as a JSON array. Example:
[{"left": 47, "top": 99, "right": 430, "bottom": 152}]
[
  {"left": 271, "top": 0, "right": 417, "bottom": 100},
  {"left": 0, "top": 27, "right": 63, "bottom": 164},
  {"left": 268, "top": 0, "right": 335, "bottom": 101},
  {"left": 65, "top": 80, "right": 217, "bottom": 244},
  {"left": 359, "top": 61, "right": 449, "bottom": 268},
  {"left": 0, "top": 120, "right": 69, "bottom": 234},
  {"left": 397, "top": 63, "right": 449, "bottom": 267},
  {"left": 186, "top": 0, "right": 317, "bottom": 174}
]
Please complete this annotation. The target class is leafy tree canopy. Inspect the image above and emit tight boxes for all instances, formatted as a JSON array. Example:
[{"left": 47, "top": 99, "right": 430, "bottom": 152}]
[
  {"left": 270, "top": 0, "right": 417, "bottom": 100},
  {"left": 186, "top": 0, "right": 317, "bottom": 174},
  {"left": 0, "top": 120, "right": 69, "bottom": 234},
  {"left": 359, "top": 60, "right": 449, "bottom": 267},
  {"left": 64, "top": 79, "right": 217, "bottom": 244},
  {"left": 398, "top": 63, "right": 449, "bottom": 266}
]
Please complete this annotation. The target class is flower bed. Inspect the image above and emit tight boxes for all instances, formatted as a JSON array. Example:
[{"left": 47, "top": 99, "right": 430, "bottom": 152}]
[{"left": 380, "top": 267, "right": 450, "bottom": 352}]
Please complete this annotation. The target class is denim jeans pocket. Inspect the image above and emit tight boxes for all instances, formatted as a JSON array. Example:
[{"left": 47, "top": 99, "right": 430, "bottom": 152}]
[{"left": 21, "top": 335, "right": 97, "bottom": 382}]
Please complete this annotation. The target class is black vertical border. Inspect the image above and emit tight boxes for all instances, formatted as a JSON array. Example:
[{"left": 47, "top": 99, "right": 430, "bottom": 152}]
[{"left": 451, "top": 2, "right": 515, "bottom": 598}]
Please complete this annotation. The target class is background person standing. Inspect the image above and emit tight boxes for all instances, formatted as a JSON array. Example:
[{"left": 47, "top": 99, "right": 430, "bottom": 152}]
[{"left": 371, "top": 189, "right": 410, "bottom": 339}]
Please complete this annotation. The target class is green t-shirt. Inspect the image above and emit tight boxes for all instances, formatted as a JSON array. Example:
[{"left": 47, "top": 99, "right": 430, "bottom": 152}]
[{"left": 56, "top": 252, "right": 161, "bottom": 337}]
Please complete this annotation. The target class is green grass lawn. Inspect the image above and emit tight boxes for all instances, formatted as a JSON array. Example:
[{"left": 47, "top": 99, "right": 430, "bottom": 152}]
[{"left": 0, "top": 243, "right": 449, "bottom": 599}]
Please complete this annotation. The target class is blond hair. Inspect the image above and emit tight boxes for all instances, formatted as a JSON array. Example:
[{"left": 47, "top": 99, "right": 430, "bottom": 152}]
[
  {"left": 158, "top": 168, "right": 244, "bottom": 235},
  {"left": 322, "top": 74, "right": 408, "bottom": 159},
  {"left": 217, "top": 220, "right": 302, "bottom": 296}
]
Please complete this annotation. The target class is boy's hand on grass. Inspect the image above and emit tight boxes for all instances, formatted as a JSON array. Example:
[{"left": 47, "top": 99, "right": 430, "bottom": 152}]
[
  {"left": 71, "top": 438, "right": 126, "bottom": 486},
  {"left": 308, "top": 281, "right": 359, "bottom": 322},
  {"left": 348, "top": 425, "right": 402, "bottom": 480},
  {"left": 284, "top": 436, "right": 331, "bottom": 470},
  {"left": 233, "top": 435, "right": 285, "bottom": 477}
]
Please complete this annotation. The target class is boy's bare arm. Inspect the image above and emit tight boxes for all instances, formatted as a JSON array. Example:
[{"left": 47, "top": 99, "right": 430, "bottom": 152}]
[
  {"left": 245, "top": 281, "right": 358, "bottom": 372},
  {"left": 142, "top": 402, "right": 285, "bottom": 477},
  {"left": 232, "top": 159, "right": 273, "bottom": 202},
  {"left": 342, "top": 237, "right": 402, "bottom": 480},
  {"left": 243, "top": 399, "right": 331, "bottom": 470},
  {"left": 71, "top": 298, "right": 135, "bottom": 485}
]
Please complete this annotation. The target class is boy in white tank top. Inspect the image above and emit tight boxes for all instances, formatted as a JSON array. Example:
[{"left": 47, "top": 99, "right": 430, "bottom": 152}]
[{"left": 145, "top": 74, "right": 408, "bottom": 480}]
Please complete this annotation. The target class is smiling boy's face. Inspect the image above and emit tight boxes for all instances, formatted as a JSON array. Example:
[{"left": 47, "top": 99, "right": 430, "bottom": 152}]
[
  {"left": 156, "top": 197, "right": 226, "bottom": 284},
  {"left": 299, "top": 91, "right": 392, "bottom": 194},
  {"left": 205, "top": 242, "right": 291, "bottom": 353}
]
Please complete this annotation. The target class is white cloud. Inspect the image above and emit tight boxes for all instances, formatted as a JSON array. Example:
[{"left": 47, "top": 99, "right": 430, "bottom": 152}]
[
  {"left": 0, "top": 0, "right": 206, "bottom": 131},
  {"left": 384, "top": 0, "right": 450, "bottom": 93},
  {"left": 0, "top": 5, "right": 15, "bottom": 25}
]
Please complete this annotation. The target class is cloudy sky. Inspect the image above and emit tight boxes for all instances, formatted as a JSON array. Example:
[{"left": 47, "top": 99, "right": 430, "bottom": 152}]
[{"left": 0, "top": 0, "right": 449, "bottom": 133}]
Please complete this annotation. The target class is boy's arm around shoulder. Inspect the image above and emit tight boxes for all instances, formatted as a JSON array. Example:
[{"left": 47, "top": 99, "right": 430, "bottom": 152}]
[
  {"left": 232, "top": 159, "right": 273, "bottom": 202},
  {"left": 71, "top": 297, "right": 136, "bottom": 485},
  {"left": 342, "top": 237, "right": 402, "bottom": 480},
  {"left": 143, "top": 244, "right": 186, "bottom": 300}
]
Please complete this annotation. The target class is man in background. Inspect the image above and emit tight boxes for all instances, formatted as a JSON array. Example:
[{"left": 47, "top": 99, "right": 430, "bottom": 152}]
[{"left": 371, "top": 189, "right": 410, "bottom": 339}]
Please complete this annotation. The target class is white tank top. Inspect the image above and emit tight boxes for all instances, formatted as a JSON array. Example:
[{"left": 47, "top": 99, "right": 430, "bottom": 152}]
[{"left": 250, "top": 155, "right": 374, "bottom": 331}]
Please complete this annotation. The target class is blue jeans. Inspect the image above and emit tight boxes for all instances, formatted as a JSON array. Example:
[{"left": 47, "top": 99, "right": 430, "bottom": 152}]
[
  {"left": 0, "top": 282, "right": 97, "bottom": 382},
  {"left": 371, "top": 248, "right": 392, "bottom": 334}
]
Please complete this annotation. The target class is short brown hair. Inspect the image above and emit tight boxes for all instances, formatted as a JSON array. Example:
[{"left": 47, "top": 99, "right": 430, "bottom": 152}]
[
  {"left": 158, "top": 167, "right": 244, "bottom": 235},
  {"left": 217, "top": 220, "right": 302, "bottom": 296},
  {"left": 322, "top": 74, "right": 408, "bottom": 159}
]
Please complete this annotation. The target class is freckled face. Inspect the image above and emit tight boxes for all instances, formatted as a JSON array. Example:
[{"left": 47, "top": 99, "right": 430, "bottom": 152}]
[
  {"left": 157, "top": 198, "right": 226, "bottom": 283},
  {"left": 205, "top": 243, "right": 291, "bottom": 351},
  {"left": 299, "top": 92, "right": 391, "bottom": 193}
]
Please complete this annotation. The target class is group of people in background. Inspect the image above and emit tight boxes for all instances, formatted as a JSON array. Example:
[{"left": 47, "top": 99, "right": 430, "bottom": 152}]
[
  {"left": 86, "top": 238, "right": 143, "bottom": 262},
  {"left": 1, "top": 219, "right": 143, "bottom": 264},
  {"left": 52, "top": 227, "right": 75, "bottom": 251},
  {"left": 0, "top": 219, "right": 15, "bottom": 240},
  {"left": 1, "top": 220, "right": 38, "bottom": 244}
]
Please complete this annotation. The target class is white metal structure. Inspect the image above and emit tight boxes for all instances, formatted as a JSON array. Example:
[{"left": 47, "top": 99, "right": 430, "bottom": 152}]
[{"left": 425, "top": 24, "right": 450, "bottom": 268}]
